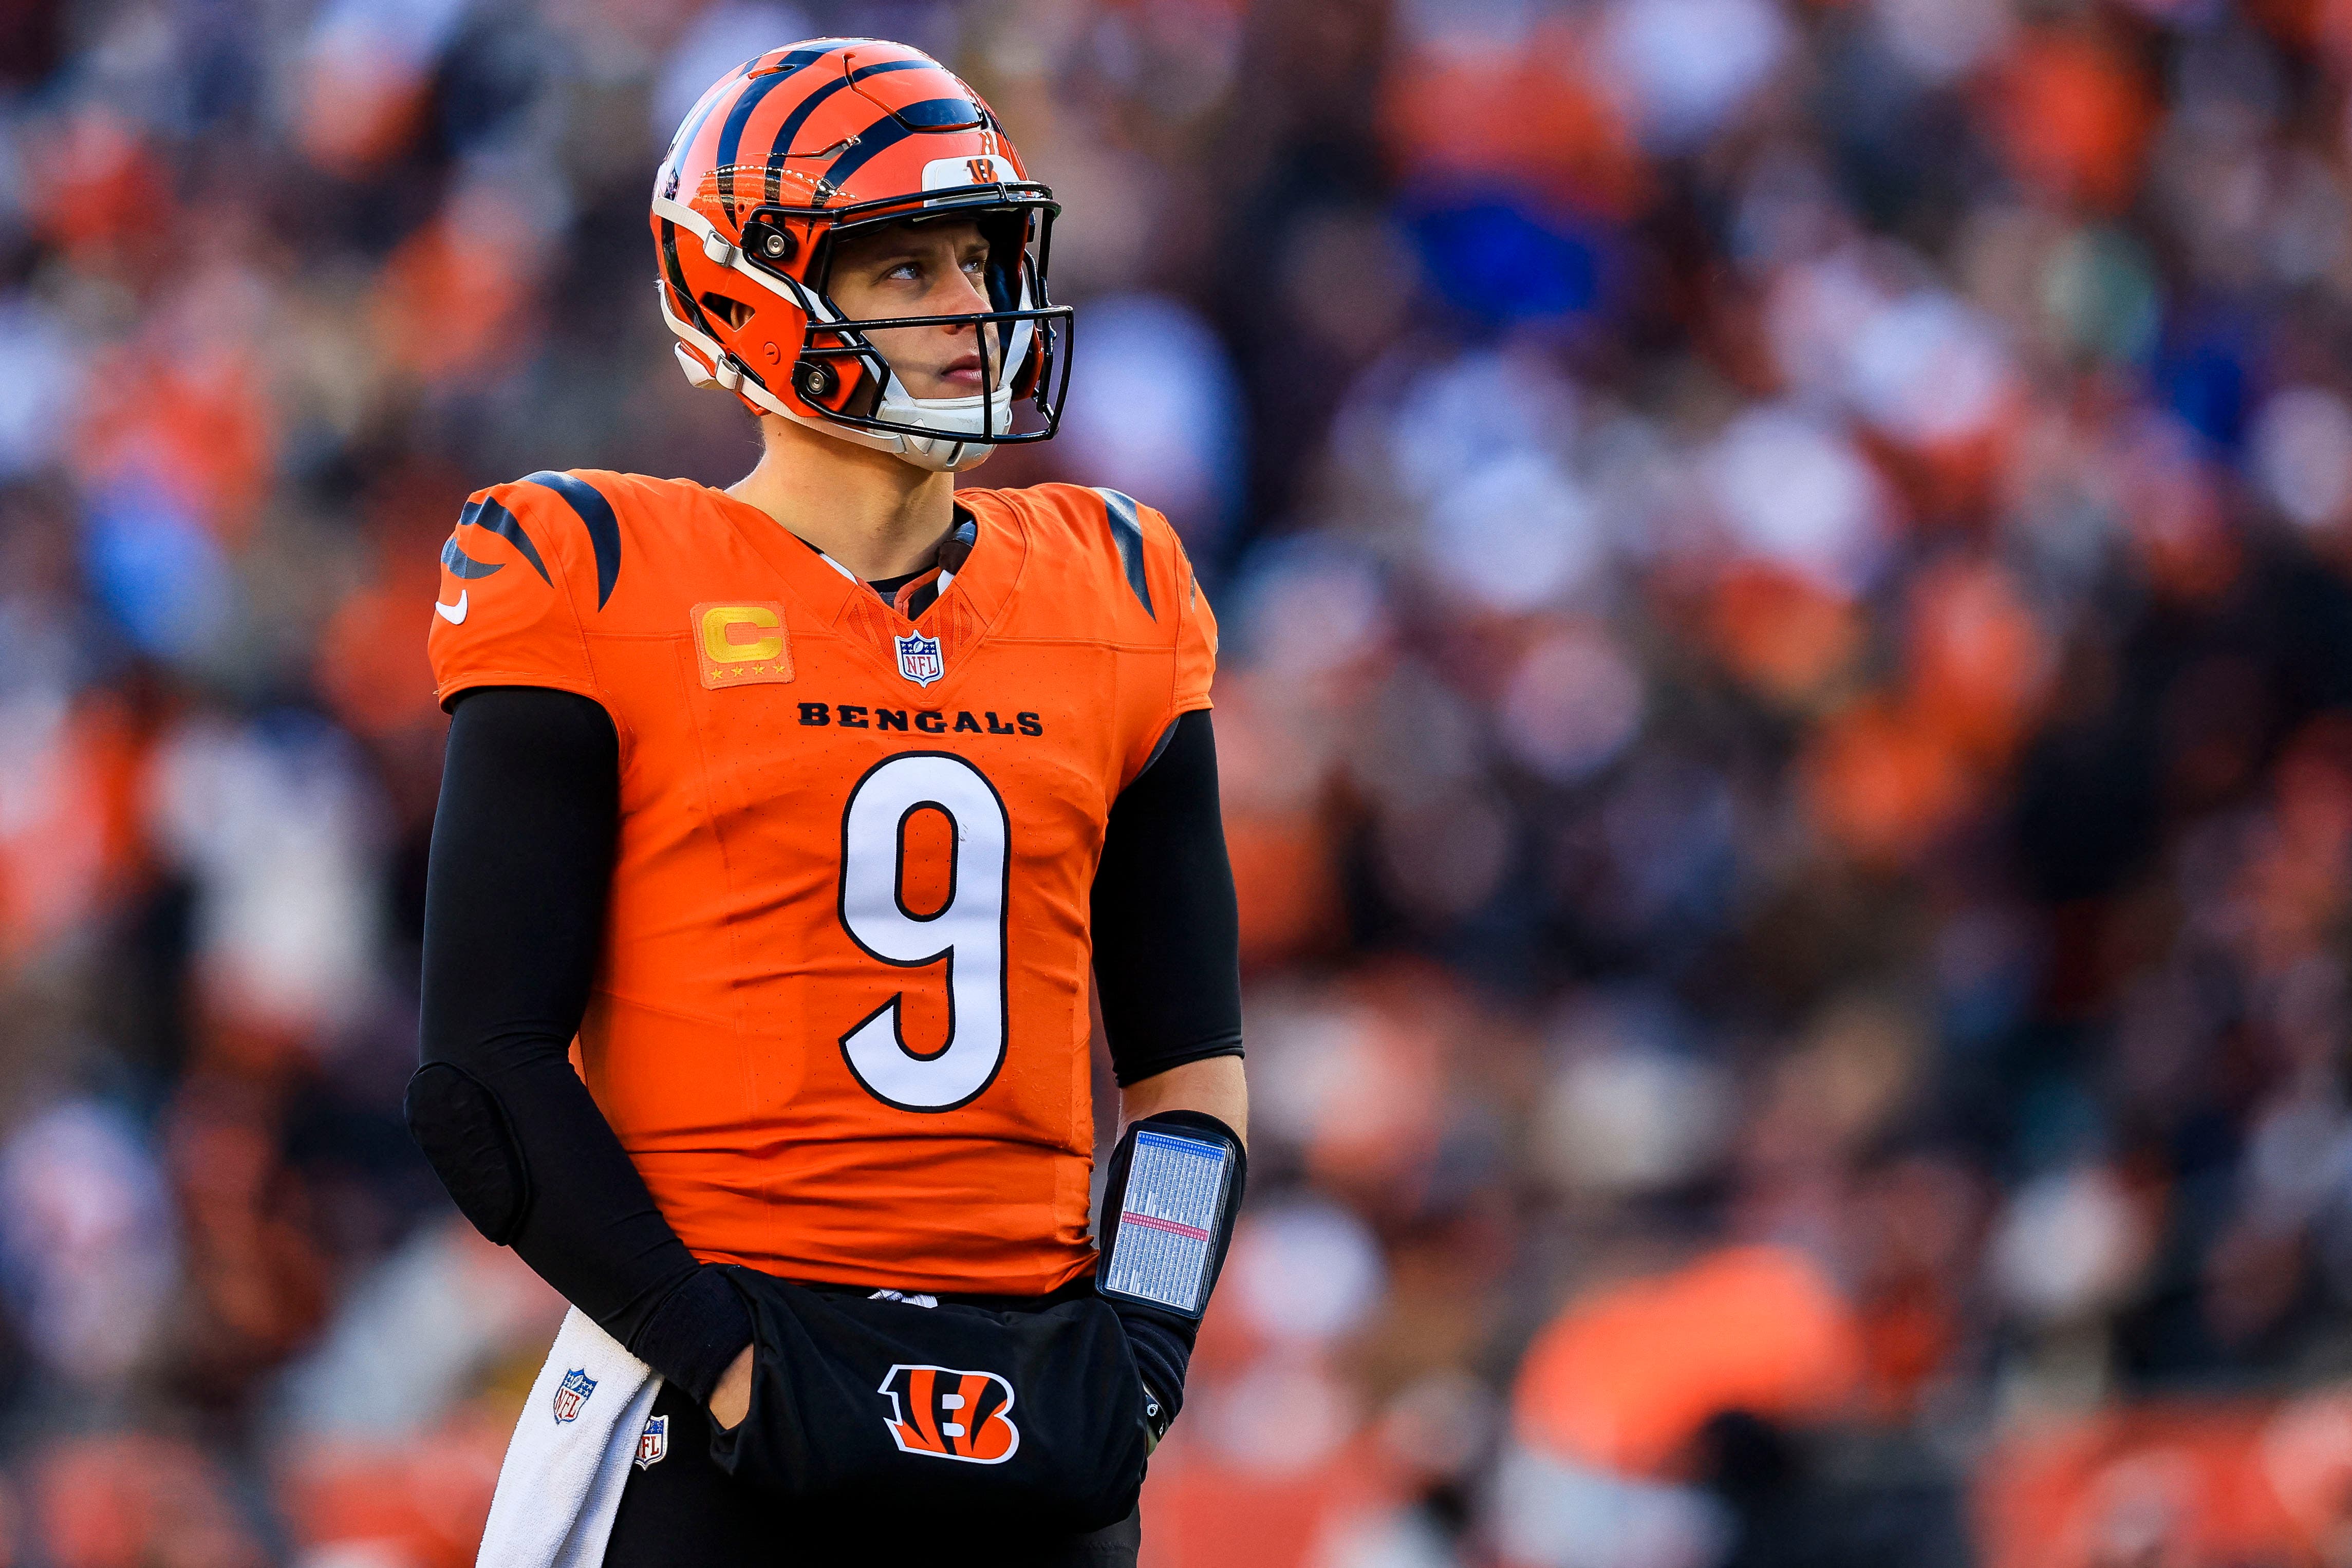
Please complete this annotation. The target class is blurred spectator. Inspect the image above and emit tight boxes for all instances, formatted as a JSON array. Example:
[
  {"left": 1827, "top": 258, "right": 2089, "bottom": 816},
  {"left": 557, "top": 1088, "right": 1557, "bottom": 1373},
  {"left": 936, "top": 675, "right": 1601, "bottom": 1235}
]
[{"left": 13, "top": 1, "right": 2352, "bottom": 1564}]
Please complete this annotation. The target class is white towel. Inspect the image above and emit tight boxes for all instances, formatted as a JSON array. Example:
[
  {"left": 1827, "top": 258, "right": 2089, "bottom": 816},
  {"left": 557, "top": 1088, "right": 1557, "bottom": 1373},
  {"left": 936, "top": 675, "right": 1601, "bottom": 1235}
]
[{"left": 477, "top": 1309, "right": 663, "bottom": 1568}]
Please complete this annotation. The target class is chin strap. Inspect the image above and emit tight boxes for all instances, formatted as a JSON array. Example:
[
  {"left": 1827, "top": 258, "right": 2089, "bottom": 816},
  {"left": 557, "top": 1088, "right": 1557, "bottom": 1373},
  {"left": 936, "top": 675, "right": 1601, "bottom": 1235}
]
[{"left": 863, "top": 371, "right": 1018, "bottom": 472}]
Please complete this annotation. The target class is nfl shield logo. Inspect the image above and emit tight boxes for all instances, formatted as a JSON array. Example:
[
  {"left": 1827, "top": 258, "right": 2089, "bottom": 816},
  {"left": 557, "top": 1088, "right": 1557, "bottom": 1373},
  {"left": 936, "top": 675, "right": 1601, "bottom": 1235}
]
[
  {"left": 895, "top": 632, "right": 943, "bottom": 688},
  {"left": 635, "top": 1413, "right": 669, "bottom": 1470},
  {"left": 553, "top": 1367, "right": 597, "bottom": 1425}
]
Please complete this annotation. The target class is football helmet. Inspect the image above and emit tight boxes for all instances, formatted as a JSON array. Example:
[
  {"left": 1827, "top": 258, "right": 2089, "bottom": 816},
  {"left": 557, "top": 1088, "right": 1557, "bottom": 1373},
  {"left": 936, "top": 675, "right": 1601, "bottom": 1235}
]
[{"left": 649, "top": 39, "right": 1072, "bottom": 472}]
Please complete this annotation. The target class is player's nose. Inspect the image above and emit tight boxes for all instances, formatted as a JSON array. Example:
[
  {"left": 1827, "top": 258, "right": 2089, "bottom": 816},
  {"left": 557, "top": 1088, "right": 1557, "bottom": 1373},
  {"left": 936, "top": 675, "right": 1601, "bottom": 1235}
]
[
  {"left": 930, "top": 269, "right": 992, "bottom": 351},
  {"left": 933, "top": 267, "right": 990, "bottom": 318}
]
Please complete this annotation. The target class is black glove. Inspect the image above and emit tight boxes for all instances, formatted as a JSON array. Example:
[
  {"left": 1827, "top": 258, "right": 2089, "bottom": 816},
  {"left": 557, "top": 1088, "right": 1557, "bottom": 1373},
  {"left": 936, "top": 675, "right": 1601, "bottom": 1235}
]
[
  {"left": 707, "top": 1268, "right": 1152, "bottom": 1534},
  {"left": 1094, "top": 1110, "right": 1247, "bottom": 1444}
]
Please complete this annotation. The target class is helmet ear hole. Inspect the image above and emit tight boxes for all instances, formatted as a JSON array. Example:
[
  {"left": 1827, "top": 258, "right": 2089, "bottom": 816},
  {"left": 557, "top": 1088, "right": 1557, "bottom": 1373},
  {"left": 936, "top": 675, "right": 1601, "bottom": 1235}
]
[{"left": 699, "top": 292, "right": 754, "bottom": 330}]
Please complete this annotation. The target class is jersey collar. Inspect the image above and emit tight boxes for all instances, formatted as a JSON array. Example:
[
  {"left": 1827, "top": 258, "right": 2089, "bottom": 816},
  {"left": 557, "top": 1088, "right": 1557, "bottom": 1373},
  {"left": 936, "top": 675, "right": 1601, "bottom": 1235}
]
[{"left": 697, "top": 484, "right": 1026, "bottom": 641}]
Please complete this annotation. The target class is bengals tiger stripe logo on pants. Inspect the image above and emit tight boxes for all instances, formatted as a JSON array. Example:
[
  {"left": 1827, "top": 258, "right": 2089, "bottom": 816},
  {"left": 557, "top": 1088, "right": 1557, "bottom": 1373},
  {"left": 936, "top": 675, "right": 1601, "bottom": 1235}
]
[{"left": 878, "top": 1364, "right": 1020, "bottom": 1464}]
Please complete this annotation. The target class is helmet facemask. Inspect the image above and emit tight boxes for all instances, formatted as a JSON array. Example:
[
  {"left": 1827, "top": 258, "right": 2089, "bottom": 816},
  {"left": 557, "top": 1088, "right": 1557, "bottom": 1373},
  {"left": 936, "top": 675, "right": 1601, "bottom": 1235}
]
[
  {"left": 656, "top": 185, "right": 1071, "bottom": 473},
  {"left": 776, "top": 199, "right": 1070, "bottom": 470}
]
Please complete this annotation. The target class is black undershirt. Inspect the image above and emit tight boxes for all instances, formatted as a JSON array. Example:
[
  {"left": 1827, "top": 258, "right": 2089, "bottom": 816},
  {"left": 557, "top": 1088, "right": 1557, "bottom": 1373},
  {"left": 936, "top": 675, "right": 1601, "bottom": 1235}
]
[{"left": 415, "top": 686, "right": 1240, "bottom": 1402}]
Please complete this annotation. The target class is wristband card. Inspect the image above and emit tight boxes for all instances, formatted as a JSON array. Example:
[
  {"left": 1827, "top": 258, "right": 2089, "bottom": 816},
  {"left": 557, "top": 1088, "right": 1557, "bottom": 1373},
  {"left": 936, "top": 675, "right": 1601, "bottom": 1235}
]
[{"left": 1103, "top": 1130, "right": 1233, "bottom": 1316}]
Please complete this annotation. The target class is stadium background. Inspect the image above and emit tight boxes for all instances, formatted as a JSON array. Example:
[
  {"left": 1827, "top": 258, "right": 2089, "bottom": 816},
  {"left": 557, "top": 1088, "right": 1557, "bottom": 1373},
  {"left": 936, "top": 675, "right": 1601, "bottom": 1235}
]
[{"left": 7, "top": 0, "right": 2352, "bottom": 1563}]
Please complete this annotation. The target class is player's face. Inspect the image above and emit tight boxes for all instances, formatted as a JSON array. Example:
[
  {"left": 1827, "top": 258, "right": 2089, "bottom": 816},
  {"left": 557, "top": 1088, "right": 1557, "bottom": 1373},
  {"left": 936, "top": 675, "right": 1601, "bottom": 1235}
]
[{"left": 825, "top": 219, "right": 994, "bottom": 401}]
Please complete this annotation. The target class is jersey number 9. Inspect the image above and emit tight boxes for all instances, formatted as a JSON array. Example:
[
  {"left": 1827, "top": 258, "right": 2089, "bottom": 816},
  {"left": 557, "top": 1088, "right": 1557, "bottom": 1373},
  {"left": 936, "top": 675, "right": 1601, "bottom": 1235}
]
[{"left": 836, "top": 753, "right": 1012, "bottom": 1111}]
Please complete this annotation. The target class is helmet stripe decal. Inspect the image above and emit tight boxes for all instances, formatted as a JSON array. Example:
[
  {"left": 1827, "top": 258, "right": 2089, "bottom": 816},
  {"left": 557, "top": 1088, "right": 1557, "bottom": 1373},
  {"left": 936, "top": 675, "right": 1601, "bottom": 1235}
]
[
  {"left": 749, "top": 74, "right": 855, "bottom": 206},
  {"left": 884, "top": 96, "right": 984, "bottom": 129},
  {"left": 847, "top": 57, "right": 938, "bottom": 82},
  {"left": 812, "top": 106, "right": 969, "bottom": 206},
  {"left": 712, "top": 52, "right": 833, "bottom": 219},
  {"left": 520, "top": 472, "right": 623, "bottom": 609},
  {"left": 657, "top": 220, "right": 725, "bottom": 352},
  {"left": 659, "top": 69, "right": 751, "bottom": 198},
  {"left": 458, "top": 496, "right": 550, "bottom": 584},
  {"left": 759, "top": 58, "right": 932, "bottom": 207}
]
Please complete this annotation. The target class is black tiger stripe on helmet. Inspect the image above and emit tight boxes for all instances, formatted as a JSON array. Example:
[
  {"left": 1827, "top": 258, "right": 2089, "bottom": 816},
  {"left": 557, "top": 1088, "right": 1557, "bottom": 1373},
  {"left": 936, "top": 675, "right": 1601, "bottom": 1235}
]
[{"left": 648, "top": 38, "right": 1074, "bottom": 471}]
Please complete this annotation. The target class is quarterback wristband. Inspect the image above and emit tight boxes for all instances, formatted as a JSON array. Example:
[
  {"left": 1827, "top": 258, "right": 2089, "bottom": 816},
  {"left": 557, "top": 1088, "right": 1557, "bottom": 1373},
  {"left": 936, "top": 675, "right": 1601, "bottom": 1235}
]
[
  {"left": 1096, "top": 1111, "right": 1245, "bottom": 1321},
  {"left": 1096, "top": 1111, "right": 1244, "bottom": 1443},
  {"left": 1100, "top": 1109, "right": 1251, "bottom": 1316}
]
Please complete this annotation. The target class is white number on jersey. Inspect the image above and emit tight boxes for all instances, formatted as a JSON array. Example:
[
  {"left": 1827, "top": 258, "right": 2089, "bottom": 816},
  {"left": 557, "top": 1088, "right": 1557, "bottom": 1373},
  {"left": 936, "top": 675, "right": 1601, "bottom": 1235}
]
[{"left": 836, "top": 752, "right": 1010, "bottom": 1111}]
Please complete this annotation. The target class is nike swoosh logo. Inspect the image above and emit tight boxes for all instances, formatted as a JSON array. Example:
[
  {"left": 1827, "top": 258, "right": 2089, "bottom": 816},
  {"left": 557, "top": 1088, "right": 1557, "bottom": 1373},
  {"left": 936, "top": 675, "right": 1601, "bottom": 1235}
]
[{"left": 435, "top": 590, "right": 469, "bottom": 624}]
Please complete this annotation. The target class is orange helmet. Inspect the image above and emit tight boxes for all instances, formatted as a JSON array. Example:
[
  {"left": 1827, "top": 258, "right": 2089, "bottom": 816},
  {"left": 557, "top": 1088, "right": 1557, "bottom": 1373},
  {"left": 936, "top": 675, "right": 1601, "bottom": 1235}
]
[{"left": 649, "top": 39, "right": 1072, "bottom": 472}]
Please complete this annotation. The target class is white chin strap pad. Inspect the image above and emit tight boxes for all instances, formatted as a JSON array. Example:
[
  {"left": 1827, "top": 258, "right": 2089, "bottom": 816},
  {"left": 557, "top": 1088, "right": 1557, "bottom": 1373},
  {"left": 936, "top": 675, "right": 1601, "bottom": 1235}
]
[{"left": 858, "top": 372, "right": 1018, "bottom": 472}]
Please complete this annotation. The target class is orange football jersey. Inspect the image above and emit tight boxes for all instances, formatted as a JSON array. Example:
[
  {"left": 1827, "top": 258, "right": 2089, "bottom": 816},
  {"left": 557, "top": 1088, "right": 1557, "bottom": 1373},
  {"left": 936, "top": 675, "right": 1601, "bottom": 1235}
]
[{"left": 426, "top": 472, "right": 1216, "bottom": 1296}]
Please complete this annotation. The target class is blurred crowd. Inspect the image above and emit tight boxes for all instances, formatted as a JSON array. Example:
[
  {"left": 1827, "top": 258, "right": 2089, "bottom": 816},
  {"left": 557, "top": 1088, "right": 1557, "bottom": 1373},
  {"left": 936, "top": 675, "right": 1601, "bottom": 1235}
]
[{"left": 11, "top": 0, "right": 2352, "bottom": 1563}]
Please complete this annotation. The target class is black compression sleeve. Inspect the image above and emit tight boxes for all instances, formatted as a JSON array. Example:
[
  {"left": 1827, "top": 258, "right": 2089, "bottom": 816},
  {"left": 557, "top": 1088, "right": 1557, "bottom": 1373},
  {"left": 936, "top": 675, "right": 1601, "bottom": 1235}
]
[
  {"left": 415, "top": 686, "right": 750, "bottom": 1401},
  {"left": 1091, "top": 708, "right": 1243, "bottom": 1087}
]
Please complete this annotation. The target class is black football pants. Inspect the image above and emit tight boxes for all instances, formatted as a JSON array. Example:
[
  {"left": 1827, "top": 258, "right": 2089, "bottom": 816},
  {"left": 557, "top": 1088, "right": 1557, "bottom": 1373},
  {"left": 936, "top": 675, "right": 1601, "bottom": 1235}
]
[{"left": 600, "top": 1382, "right": 1143, "bottom": 1567}]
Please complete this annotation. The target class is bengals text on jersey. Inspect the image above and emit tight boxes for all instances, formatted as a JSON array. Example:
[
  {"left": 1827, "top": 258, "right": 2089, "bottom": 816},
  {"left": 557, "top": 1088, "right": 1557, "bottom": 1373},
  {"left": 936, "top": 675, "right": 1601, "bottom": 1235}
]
[{"left": 427, "top": 472, "right": 1215, "bottom": 1296}]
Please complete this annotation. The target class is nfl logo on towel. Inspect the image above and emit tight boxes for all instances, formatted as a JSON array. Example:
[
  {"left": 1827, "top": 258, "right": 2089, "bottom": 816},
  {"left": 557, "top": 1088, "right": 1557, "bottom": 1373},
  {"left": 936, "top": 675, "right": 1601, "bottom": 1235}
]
[
  {"left": 553, "top": 1367, "right": 597, "bottom": 1424},
  {"left": 895, "top": 632, "right": 943, "bottom": 688},
  {"left": 635, "top": 1413, "right": 668, "bottom": 1470}
]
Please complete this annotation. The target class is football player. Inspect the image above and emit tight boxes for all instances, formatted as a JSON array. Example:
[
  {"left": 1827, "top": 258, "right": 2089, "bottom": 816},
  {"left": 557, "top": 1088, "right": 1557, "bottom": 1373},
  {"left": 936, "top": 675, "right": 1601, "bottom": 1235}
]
[{"left": 405, "top": 38, "right": 1246, "bottom": 1566}]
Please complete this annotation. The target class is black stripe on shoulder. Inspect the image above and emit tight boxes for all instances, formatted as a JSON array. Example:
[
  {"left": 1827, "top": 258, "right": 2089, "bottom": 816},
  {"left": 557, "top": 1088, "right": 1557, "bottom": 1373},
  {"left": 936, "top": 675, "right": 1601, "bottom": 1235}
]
[
  {"left": 521, "top": 472, "right": 623, "bottom": 609},
  {"left": 440, "top": 536, "right": 503, "bottom": 579},
  {"left": 1094, "top": 488, "right": 1154, "bottom": 619},
  {"left": 458, "top": 497, "right": 550, "bottom": 584}
]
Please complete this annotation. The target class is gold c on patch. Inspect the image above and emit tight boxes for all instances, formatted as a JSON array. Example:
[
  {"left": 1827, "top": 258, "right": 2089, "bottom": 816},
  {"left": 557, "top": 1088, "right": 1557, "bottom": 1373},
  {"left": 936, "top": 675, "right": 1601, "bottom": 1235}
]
[{"left": 693, "top": 602, "right": 794, "bottom": 689}]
